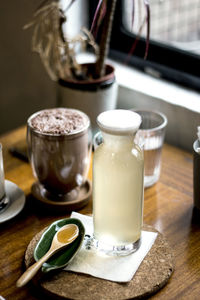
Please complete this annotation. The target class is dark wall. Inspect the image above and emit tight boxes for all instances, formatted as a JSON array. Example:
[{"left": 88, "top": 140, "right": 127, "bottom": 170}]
[{"left": 0, "top": 1, "right": 57, "bottom": 134}]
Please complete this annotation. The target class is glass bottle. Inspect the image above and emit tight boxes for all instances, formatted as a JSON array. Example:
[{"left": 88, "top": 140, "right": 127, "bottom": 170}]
[{"left": 93, "top": 109, "right": 144, "bottom": 255}]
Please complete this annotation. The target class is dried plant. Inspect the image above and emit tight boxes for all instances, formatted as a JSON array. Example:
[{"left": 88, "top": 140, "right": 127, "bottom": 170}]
[
  {"left": 24, "top": 0, "right": 99, "bottom": 81},
  {"left": 25, "top": 0, "right": 150, "bottom": 81}
]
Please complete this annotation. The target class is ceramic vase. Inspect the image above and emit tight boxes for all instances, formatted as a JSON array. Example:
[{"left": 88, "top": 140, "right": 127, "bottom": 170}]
[{"left": 57, "top": 64, "right": 118, "bottom": 135}]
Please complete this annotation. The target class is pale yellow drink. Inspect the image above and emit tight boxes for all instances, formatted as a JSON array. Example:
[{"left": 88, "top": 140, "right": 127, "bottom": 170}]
[{"left": 93, "top": 110, "right": 144, "bottom": 254}]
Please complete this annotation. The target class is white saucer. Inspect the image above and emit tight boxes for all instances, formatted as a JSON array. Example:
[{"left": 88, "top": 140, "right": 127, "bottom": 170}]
[{"left": 0, "top": 180, "right": 25, "bottom": 223}]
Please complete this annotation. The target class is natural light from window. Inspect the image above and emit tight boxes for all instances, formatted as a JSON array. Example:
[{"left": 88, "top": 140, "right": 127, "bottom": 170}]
[{"left": 123, "top": 0, "right": 200, "bottom": 55}]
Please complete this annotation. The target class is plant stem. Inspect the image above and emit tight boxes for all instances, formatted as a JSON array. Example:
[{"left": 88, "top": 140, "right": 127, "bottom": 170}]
[{"left": 95, "top": 0, "right": 117, "bottom": 78}]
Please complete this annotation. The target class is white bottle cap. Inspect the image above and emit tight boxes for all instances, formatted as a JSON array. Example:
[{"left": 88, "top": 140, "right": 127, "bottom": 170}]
[{"left": 97, "top": 109, "right": 141, "bottom": 134}]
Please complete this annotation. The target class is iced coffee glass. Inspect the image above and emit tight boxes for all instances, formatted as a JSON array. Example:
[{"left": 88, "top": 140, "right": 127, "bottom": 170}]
[
  {"left": 132, "top": 109, "right": 167, "bottom": 188},
  {"left": 27, "top": 108, "right": 92, "bottom": 201}
]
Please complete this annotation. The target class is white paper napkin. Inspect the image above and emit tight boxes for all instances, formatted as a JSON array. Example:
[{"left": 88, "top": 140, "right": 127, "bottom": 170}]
[{"left": 65, "top": 212, "right": 157, "bottom": 283}]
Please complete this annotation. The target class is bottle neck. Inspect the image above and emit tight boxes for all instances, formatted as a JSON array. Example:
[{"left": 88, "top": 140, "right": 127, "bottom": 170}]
[{"left": 101, "top": 131, "right": 136, "bottom": 148}]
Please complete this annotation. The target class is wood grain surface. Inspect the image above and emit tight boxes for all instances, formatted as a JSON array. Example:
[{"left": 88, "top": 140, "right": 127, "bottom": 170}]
[{"left": 0, "top": 126, "right": 199, "bottom": 300}]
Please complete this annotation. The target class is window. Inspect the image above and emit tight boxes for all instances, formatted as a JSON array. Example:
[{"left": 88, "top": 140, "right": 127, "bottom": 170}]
[
  {"left": 89, "top": 0, "right": 200, "bottom": 92},
  {"left": 124, "top": 0, "right": 200, "bottom": 55}
]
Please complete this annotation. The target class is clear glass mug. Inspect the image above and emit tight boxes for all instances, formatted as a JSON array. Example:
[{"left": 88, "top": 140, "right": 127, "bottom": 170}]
[
  {"left": 27, "top": 109, "right": 92, "bottom": 201},
  {"left": 132, "top": 109, "right": 168, "bottom": 188}
]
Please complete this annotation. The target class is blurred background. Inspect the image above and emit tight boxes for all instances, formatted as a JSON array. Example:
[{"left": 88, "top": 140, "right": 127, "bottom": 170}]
[
  {"left": 0, "top": 0, "right": 86, "bottom": 135},
  {"left": 0, "top": 0, "right": 199, "bottom": 152}
]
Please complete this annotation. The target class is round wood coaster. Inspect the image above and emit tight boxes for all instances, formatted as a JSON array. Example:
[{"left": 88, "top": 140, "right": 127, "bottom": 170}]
[
  {"left": 31, "top": 180, "right": 92, "bottom": 212},
  {"left": 24, "top": 225, "right": 174, "bottom": 299}
]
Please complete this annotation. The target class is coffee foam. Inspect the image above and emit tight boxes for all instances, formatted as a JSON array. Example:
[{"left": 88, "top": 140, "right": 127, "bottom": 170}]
[{"left": 30, "top": 108, "right": 88, "bottom": 135}]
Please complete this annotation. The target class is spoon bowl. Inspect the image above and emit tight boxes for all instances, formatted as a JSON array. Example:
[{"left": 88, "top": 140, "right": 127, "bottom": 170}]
[{"left": 16, "top": 223, "right": 79, "bottom": 288}]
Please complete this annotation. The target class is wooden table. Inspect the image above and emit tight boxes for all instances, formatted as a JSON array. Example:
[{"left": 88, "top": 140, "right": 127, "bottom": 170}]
[{"left": 0, "top": 126, "right": 199, "bottom": 300}]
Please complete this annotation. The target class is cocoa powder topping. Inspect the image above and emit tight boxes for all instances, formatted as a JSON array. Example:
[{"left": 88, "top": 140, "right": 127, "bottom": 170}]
[{"left": 30, "top": 108, "right": 87, "bottom": 134}]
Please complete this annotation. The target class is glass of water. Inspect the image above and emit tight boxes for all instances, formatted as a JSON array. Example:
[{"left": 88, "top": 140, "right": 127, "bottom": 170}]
[{"left": 132, "top": 109, "right": 167, "bottom": 188}]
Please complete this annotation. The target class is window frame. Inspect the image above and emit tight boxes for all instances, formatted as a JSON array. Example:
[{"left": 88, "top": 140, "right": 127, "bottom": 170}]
[{"left": 89, "top": 0, "right": 200, "bottom": 92}]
